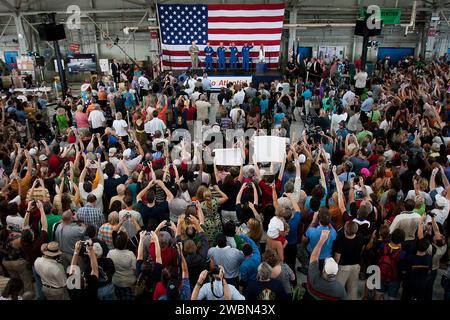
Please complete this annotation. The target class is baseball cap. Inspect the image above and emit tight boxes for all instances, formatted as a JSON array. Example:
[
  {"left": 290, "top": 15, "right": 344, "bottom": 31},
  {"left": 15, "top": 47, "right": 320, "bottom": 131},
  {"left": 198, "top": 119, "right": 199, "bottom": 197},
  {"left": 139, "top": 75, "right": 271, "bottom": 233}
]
[
  {"left": 123, "top": 148, "right": 132, "bottom": 158},
  {"left": 29, "top": 147, "right": 37, "bottom": 157},
  {"left": 108, "top": 147, "right": 117, "bottom": 157},
  {"left": 324, "top": 257, "right": 339, "bottom": 277},
  {"left": 38, "top": 154, "right": 48, "bottom": 161},
  {"left": 93, "top": 242, "right": 103, "bottom": 257},
  {"left": 298, "top": 154, "right": 306, "bottom": 164},
  {"left": 360, "top": 168, "right": 370, "bottom": 178}
]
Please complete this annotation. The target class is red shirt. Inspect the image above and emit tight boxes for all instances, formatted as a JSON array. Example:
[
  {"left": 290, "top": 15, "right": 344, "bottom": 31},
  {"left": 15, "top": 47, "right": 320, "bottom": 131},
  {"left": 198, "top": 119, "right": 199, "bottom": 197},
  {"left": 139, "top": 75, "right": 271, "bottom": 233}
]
[
  {"left": 149, "top": 242, "right": 178, "bottom": 268},
  {"left": 186, "top": 106, "right": 196, "bottom": 121},
  {"left": 259, "top": 179, "right": 281, "bottom": 209},
  {"left": 153, "top": 281, "right": 167, "bottom": 300},
  {"left": 48, "top": 154, "right": 60, "bottom": 174}
]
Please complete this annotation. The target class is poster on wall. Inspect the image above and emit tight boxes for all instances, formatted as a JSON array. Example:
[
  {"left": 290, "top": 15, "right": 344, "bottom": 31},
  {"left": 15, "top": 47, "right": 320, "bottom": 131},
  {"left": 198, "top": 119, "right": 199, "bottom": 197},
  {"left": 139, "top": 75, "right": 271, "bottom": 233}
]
[
  {"left": 17, "top": 56, "right": 34, "bottom": 71},
  {"left": 318, "top": 46, "right": 345, "bottom": 62},
  {"left": 67, "top": 43, "right": 81, "bottom": 57},
  {"left": 67, "top": 54, "right": 97, "bottom": 73},
  {"left": 3, "top": 51, "right": 18, "bottom": 70},
  {"left": 99, "top": 59, "right": 110, "bottom": 73}
]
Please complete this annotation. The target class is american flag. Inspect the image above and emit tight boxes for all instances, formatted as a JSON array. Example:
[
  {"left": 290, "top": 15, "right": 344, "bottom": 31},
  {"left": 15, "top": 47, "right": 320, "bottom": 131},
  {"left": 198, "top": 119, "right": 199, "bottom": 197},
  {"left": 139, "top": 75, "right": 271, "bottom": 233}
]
[{"left": 156, "top": 3, "right": 285, "bottom": 70}]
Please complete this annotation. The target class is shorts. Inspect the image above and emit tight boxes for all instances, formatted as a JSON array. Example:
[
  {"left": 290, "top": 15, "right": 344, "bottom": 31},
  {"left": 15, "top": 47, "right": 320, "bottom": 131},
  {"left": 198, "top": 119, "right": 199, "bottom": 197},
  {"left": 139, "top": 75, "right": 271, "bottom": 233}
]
[
  {"left": 271, "top": 235, "right": 286, "bottom": 244},
  {"left": 377, "top": 281, "right": 400, "bottom": 299}
]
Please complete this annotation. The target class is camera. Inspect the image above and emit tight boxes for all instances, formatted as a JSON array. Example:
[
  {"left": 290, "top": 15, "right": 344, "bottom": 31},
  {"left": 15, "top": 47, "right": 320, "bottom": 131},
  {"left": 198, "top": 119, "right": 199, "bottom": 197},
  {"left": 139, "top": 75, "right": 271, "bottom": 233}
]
[
  {"left": 79, "top": 241, "right": 89, "bottom": 255},
  {"left": 125, "top": 213, "right": 132, "bottom": 220},
  {"left": 208, "top": 266, "right": 220, "bottom": 277}
]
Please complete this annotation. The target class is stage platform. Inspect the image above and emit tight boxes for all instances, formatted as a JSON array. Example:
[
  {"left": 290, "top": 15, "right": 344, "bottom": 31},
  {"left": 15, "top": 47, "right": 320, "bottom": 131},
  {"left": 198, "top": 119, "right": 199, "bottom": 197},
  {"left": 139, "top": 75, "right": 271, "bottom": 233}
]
[{"left": 172, "top": 69, "right": 283, "bottom": 90}]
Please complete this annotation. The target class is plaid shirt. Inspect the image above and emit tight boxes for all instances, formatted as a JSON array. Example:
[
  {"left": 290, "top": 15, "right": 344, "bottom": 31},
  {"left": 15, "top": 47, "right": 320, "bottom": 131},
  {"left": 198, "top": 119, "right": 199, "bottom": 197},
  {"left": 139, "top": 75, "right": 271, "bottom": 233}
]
[
  {"left": 97, "top": 223, "right": 114, "bottom": 249},
  {"left": 76, "top": 204, "right": 105, "bottom": 230}
]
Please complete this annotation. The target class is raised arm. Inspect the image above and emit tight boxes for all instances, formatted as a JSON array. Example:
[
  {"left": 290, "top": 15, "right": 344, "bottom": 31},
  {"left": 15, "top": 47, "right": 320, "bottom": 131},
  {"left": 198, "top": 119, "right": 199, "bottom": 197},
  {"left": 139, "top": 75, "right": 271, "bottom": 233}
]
[
  {"left": 213, "top": 184, "right": 229, "bottom": 205},
  {"left": 151, "top": 231, "right": 162, "bottom": 264},
  {"left": 136, "top": 180, "right": 154, "bottom": 203},
  {"left": 156, "top": 179, "right": 174, "bottom": 203},
  {"left": 37, "top": 200, "right": 48, "bottom": 232},
  {"left": 310, "top": 229, "right": 330, "bottom": 263},
  {"left": 177, "top": 243, "right": 189, "bottom": 279}
]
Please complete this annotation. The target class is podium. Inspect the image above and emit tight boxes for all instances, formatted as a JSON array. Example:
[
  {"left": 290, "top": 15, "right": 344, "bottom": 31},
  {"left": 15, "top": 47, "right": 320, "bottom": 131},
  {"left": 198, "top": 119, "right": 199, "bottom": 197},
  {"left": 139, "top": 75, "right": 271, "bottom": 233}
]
[{"left": 255, "top": 62, "right": 267, "bottom": 74}]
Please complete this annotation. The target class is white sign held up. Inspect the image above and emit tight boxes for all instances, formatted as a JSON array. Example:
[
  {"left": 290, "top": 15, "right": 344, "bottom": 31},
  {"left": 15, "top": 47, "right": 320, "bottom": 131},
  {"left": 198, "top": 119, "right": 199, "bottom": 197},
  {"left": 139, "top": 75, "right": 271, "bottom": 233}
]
[
  {"left": 213, "top": 148, "right": 243, "bottom": 166},
  {"left": 254, "top": 136, "right": 286, "bottom": 163}
]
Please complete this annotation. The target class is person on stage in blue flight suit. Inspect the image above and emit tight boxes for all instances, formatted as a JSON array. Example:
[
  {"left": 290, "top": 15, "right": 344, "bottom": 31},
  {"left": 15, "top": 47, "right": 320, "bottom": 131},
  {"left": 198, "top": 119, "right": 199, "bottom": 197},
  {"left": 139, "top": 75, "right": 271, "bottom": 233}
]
[
  {"left": 229, "top": 42, "right": 238, "bottom": 71},
  {"left": 204, "top": 42, "right": 214, "bottom": 72},
  {"left": 217, "top": 42, "right": 227, "bottom": 72},
  {"left": 241, "top": 42, "right": 254, "bottom": 72}
]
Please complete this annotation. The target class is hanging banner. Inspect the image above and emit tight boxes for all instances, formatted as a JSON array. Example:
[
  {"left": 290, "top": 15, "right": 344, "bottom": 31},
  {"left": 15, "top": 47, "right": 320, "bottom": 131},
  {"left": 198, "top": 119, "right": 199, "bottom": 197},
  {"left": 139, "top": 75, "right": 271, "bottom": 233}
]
[{"left": 359, "top": 8, "right": 402, "bottom": 25}]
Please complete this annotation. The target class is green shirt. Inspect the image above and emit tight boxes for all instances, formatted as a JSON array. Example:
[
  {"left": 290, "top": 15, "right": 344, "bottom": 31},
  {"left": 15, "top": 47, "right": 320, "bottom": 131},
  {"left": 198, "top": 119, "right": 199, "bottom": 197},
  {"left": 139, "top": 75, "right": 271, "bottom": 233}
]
[
  {"left": 39, "top": 214, "right": 62, "bottom": 242},
  {"left": 357, "top": 130, "right": 373, "bottom": 144},
  {"left": 368, "top": 110, "right": 381, "bottom": 123}
]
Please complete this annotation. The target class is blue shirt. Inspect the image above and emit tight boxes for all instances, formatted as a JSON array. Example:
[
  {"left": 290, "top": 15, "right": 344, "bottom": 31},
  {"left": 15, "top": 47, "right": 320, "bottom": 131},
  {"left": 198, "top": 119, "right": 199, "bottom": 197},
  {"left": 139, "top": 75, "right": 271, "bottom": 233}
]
[
  {"left": 286, "top": 211, "right": 302, "bottom": 245},
  {"left": 306, "top": 226, "right": 337, "bottom": 259},
  {"left": 217, "top": 46, "right": 226, "bottom": 58},
  {"left": 204, "top": 46, "right": 214, "bottom": 57},
  {"left": 274, "top": 112, "right": 284, "bottom": 126},
  {"left": 301, "top": 89, "right": 312, "bottom": 101},
  {"left": 260, "top": 99, "right": 269, "bottom": 114},
  {"left": 230, "top": 47, "right": 238, "bottom": 60},
  {"left": 361, "top": 97, "right": 374, "bottom": 112},
  {"left": 241, "top": 45, "right": 253, "bottom": 57},
  {"left": 239, "top": 234, "right": 261, "bottom": 284}
]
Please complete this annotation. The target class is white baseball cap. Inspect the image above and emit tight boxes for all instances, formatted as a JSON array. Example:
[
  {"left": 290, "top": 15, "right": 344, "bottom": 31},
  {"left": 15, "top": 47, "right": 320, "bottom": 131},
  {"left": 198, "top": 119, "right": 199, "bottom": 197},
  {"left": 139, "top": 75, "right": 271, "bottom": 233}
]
[
  {"left": 123, "top": 148, "right": 132, "bottom": 158},
  {"left": 299, "top": 154, "right": 306, "bottom": 164},
  {"left": 29, "top": 147, "right": 37, "bottom": 157},
  {"left": 324, "top": 257, "right": 339, "bottom": 277}
]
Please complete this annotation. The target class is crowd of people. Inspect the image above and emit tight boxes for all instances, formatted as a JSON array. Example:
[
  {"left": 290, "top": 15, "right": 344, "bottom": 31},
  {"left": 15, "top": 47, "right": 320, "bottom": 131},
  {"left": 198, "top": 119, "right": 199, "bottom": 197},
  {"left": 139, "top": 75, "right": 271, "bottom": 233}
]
[{"left": 0, "top": 52, "right": 448, "bottom": 302}]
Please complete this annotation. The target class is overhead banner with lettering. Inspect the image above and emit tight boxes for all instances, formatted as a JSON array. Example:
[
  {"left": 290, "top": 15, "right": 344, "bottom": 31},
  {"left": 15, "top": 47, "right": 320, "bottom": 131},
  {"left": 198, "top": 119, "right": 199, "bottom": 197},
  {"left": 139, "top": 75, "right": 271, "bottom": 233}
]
[
  {"left": 359, "top": 8, "right": 402, "bottom": 25},
  {"left": 198, "top": 75, "right": 252, "bottom": 90}
]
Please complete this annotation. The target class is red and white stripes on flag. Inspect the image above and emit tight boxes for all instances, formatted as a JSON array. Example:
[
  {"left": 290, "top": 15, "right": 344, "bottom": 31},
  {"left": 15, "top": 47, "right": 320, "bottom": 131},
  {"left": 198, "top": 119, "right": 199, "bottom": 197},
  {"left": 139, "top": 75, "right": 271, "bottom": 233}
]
[{"left": 157, "top": 3, "right": 286, "bottom": 70}]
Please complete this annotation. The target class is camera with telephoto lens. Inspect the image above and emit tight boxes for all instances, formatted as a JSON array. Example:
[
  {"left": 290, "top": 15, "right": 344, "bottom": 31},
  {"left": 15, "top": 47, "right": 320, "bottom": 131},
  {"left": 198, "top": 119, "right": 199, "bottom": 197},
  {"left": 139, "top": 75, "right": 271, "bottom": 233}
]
[
  {"left": 209, "top": 266, "right": 220, "bottom": 278},
  {"left": 79, "top": 241, "right": 89, "bottom": 255}
]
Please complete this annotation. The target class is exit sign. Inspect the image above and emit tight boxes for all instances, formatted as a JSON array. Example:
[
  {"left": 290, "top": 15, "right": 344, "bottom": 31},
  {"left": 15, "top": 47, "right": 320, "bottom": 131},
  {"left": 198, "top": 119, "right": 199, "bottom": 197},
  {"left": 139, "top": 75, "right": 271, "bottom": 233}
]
[{"left": 359, "top": 8, "right": 402, "bottom": 25}]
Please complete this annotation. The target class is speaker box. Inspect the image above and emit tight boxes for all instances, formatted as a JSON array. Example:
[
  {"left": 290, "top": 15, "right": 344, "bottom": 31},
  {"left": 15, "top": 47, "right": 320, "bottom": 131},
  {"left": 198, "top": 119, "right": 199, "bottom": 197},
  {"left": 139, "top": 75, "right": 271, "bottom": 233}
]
[
  {"left": 354, "top": 18, "right": 382, "bottom": 36},
  {"left": 37, "top": 24, "right": 66, "bottom": 41},
  {"left": 354, "top": 19, "right": 366, "bottom": 36},
  {"left": 35, "top": 56, "right": 45, "bottom": 67}
]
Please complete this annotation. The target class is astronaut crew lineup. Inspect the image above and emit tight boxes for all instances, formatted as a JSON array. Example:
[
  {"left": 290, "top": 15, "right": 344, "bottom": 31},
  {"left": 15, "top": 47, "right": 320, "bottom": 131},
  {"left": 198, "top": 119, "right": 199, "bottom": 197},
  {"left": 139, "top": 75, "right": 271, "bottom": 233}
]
[{"left": 202, "top": 41, "right": 264, "bottom": 72}]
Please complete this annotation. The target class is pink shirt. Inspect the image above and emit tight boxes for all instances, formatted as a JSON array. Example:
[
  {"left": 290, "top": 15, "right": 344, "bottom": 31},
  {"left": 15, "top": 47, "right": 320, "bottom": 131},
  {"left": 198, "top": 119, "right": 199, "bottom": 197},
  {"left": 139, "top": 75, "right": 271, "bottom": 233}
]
[{"left": 75, "top": 111, "right": 89, "bottom": 129}]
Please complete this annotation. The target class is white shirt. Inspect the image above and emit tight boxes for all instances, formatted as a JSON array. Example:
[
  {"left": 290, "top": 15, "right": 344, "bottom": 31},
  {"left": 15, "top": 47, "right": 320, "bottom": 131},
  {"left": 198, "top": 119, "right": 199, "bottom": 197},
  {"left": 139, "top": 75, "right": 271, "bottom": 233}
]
[
  {"left": 342, "top": 90, "right": 356, "bottom": 107},
  {"left": 330, "top": 113, "right": 348, "bottom": 134},
  {"left": 354, "top": 71, "right": 368, "bottom": 89},
  {"left": 138, "top": 76, "right": 150, "bottom": 90},
  {"left": 144, "top": 118, "right": 166, "bottom": 135},
  {"left": 79, "top": 183, "right": 104, "bottom": 212},
  {"left": 6, "top": 215, "right": 23, "bottom": 231},
  {"left": 118, "top": 154, "right": 143, "bottom": 174},
  {"left": 88, "top": 110, "right": 106, "bottom": 129},
  {"left": 267, "top": 216, "right": 284, "bottom": 239},
  {"left": 34, "top": 257, "right": 67, "bottom": 288},
  {"left": 113, "top": 119, "right": 128, "bottom": 137},
  {"left": 234, "top": 90, "right": 245, "bottom": 106},
  {"left": 229, "top": 108, "right": 245, "bottom": 124},
  {"left": 405, "top": 190, "right": 433, "bottom": 206}
]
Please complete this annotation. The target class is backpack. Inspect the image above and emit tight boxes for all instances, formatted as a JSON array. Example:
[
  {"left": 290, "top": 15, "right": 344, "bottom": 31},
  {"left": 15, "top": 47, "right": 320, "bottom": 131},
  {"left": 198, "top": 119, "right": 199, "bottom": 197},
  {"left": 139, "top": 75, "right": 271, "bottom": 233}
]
[{"left": 378, "top": 244, "right": 401, "bottom": 283}]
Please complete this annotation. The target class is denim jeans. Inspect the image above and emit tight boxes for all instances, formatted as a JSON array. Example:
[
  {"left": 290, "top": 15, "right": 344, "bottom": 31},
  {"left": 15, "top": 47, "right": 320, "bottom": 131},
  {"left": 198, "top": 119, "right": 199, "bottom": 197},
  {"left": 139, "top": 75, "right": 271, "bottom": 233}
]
[
  {"left": 32, "top": 266, "right": 45, "bottom": 300},
  {"left": 98, "top": 283, "right": 117, "bottom": 300}
]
